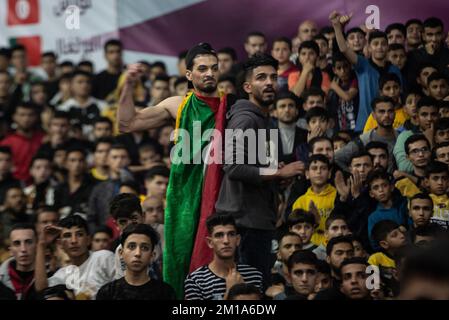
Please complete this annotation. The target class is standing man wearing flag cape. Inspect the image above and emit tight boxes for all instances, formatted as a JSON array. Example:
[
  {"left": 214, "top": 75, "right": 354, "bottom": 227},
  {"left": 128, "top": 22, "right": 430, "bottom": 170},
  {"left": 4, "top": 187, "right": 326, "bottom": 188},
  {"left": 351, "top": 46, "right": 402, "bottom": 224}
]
[{"left": 118, "top": 43, "right": 232, "bottom": 298}]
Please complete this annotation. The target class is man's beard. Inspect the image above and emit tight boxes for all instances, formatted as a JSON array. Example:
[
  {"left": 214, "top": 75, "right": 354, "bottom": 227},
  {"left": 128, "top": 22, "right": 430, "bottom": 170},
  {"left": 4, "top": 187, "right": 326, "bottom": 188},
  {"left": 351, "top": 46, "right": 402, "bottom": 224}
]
[
  {"left": 254, "top": 91, "right": 276, "bottom": 107},
  {"left": 196, "top": 83, "right": 217, "bottom": 94}
]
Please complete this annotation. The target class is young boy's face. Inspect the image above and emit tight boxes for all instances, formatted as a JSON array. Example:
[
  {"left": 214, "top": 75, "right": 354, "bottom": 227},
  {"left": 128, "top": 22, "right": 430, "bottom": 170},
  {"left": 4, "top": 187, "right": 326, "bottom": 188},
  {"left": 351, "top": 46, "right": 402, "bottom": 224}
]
[
  {"left": 369, "top": 178, "right": 394, "bottom": 204},
  {"left": 218, "top": 80, "right": 236, "bottom": 95},
  {"left": 404, "top": 93, "right": 419, "bottom": 118},
  {"left": 436, "top": 146, "right": 449, "bottom": 165},
  {"left": 94, "top": 122, "right": 112, "bottom": 139},
  {"left": 325, "top": 219, "right": 349, "bottom": 240},
  {"left": 440, "top": 107, "right": 449, "bottom": 119},
  {"left": 417, "top": 67, "right": 437, "bottom": 90},
  {"left": 428, "top": 79, "right": 449, "bottom": 101},
  {"left": 91, "top": 232, "right": 112, "bottom": 251},
  {"left": 380, "top": 80, "right": 401, "bottom": 104},
  {"left": 426, "top": 171, "right": 449, "bottom": 195},
  {"left": 298, "top": 48, "right": 317, "bottom": 67},
  {"left": 314, "top": 38, "right": 329, "bottom": 58},
  {"left": 289, "top": 262, "right": 318, "bottom": 296},
  {"left": 382, "top": 228, "right": 406, "bottom": 250},
  {"left": 346, "top": 32, "right": 365, "bottom": 52},
  {"left": 417, "top": 106, "right": 439, "bottom": 131},
  {"left": 272, "top": 41, "right": 291, "bottom": 64},
  {"left": 388, "top": 48, "right": 406, "bottom": 69},
  {"left": 369, "top": 37, "right": 388, "bottom": 61},
  {"left": 308, "top": 116, "right": 329, "bottom": 134},
  {"left": 314, "top": 272, "right": 332, "bottom": 293},
  {"left": 333, "top": 140, "right": 346, "bottom": 152},
  {"left": 387, "top": 30, "right": 406, "bottom": 45},
  {"left": 352, "top": 240, "right": 367, "bottom": 258},
  {"left": 333, "top": 60, "right": 350, "bottom": 82},
  {"left": 139, "top": 149, "right": 161, "bottom": 168},
  {"left": 350, "top": 155, "right": 373, "bottom": 183},
  {"left": 409, "top": 198, "right": 433, "bottom": 228},
  {"left": 290, "top": 222, "right": 314, "bottom": 245},
  {"left": 306, "top": 160, "right": 330, "bottom": 186},
  {"left": 340, "top": 263, "right": 370, "bottom": 300},
  {"left": 312, "top": 140, "right": 334, "bottom": 163},
  {"left": 120, "top": 234, "right": 154, "bottom": 273},
  {"left": 277, "top": 234, "right": 302, "bottom": 263},
  {"left": 435, "top": 128, "right": 449, "bottom": 144}
]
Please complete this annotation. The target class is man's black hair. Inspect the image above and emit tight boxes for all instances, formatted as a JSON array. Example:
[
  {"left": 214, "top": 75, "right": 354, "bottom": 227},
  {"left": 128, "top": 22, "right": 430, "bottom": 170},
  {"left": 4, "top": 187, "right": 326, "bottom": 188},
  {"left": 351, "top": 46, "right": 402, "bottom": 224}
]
[
  {"left": 30, "top": 153, "right": 51, "bottom": 168},
  {"left": 120, "top": 180, "right": 141, "bottom": 194},
  {"left": 218, "top": 74, "right": 236, "bottom": 86},
  {"left": 273, "top": 36, "right": 292, "bottom": 51},
  {"left": 93, "top": 116, "right": 113, "bottom": 127},
  {"left": 366, "top": 169, "right": 393, "bottom": 188},
  {"left": 339, "top": 257, "right": 369, "bottom": 277},
  {"left": 94, "top": 225, "right": 114, "bottom": 239},
  {"left": 185, "top": 43, "right": 217, "bottom": 70},
  {"left": 287, "top": 250, "right": 318, "bottom": 272},
  {"left": 410, "top": 192, "right": 434, "bottom": 209},
  {"left": 206, "top": 213, "right": 237, "bottom": 235},
  {"left": 59, "top": 60, "right": 74, "bottom": 68},
  {"left": 245, "top": 31, "right": 266, "bottom": 42},
  {"left": 423, "top": 17, "right": 444, "bottom": 30},
  {"left": 332, "top": 51, "right": 349, "bottom": 66},
  {"left": 109, "top": 193, "right": 143, "bottom": 220},
  {"left": 42, "top": 51, "right": 57, "bottom": 60},
  {"left": 379, "top": 73, "right": 401, "bottom": 90},
  {"left": 104, "top": 39, "right": 123, "bottom": 52},
  {"left": 77, "top": 60, "right": 94, "bottom": 69},
  {"left": 153, "top": 74, "right": 170, "bottom": 83},
  {"left": 94, "top": 137, "right": 114, "bottom": 150},
  {"left": 120, "top": 223, "right": 159, "bottom": 250},
  {"left": 227, "top": 283, "right": 261, "bottom": 300},
  {"left": 411, "top": 223, "right": 447, "bottom": 244},
  {"left": 350, "top": 151, "right": 373, "bottom": 165},
  {"left": 325, "top": 213, "right": 347, "bottom": 231},
  {"left": 65, "top": 146, "right": 87, "bottom": 159},
  {"left": 58, "top": 215, "right": 89, "bottom": 233},
  {"left": 174, "top": 76, "right": 188, "bottom": 88},
  {"left": 301, "top": 87, "right": 325, "bottom": 101},
  {"left": 425, "top": 161, "right": 448, "bottom": 177},
  {"left": 150, "top": 61, "right": 167, "bottom": 72},
  {"left": 405, "top": 19, "right": 423, "bottom": 29},
  {"left": 9, "top": 223, "right": 37, "bottom": 238},
  {"left": 427, "top": 72, "right": 448, "bottom": 87},
  {"left": 278, "top": 231, "right": 302, "bottom": 243},
  {"left": 326, "top": 235, "right": 354, "bottom": 256},
  {"left": 144, "top": 165, "right": 170, "bottom": 181},
  {"left": 178, "top": 50, "right": 188, "bottom": 60},
  {"left": 320, "top": 26, "right": 334, "bottom": 35},
  {"left": 416, "top": 96, "right": 438, "bottom": 111},
  {"left": 345, "top": 27, "right": 366, "bottom": 38},
  {"left": 70, "top": 69, "right": 92, "bottom": 81},
  {"left": 371, "top": 96, "right": 395, "bottom": 111},
  {"left": 388, "top": 43, "right": 405, "bottom": 52},
  {"left": 243, "top": 53, "right": 278, "bottom": 80},
  {"left": 316, "top": 259, "right": 331, "bottom": 275},
  {"left": 309, "top": 136, "right": 333, "bottom": 153},
  {"left": 11, "top": 44, "right": 26, "bottom": 53},
  {"left": 368, "top": 31, "right": 388, "bottom": 44},
  {"left": 366, "top": 141, "right": 389, "bottom": 156},
  {"left": 52, "top": 110, "right": 70, "bottom": 121}
]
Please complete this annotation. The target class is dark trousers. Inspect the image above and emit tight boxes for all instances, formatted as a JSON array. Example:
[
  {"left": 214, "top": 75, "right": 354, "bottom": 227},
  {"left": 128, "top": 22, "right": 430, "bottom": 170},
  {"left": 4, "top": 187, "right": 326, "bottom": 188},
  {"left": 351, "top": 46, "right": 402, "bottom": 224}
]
[{"left": 237, "top": 227, "right": 274, "bottom": 289}]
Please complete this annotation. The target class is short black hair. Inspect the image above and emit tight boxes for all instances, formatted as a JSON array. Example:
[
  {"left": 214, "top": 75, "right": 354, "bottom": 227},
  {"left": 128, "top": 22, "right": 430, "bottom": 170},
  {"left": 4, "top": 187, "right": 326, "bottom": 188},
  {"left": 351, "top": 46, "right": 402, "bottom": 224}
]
[
  {"left": 243, "top": 53, "right": 278, "bottom": 80},
  {"left": 379, "top": 73, "right": 401, "bottom": 90},
  {"left": 411, "top": 223, "right": 446, "bottom": 243},
  {"left": 109, "top": 143, "right": 130, "bottom": 156},
  {"left": 11, "top": 44, "right": 26, "bottom": 53},
  {"left": 366, "top": 169, "right": 393, "bottom": 189},
  {"left": 58, "top": 215, "right": 88, "bottom": 233},
  {"left": 144, "top": 165, "right": 170, "bottom": 181},
  {"left": 423, "top": 17, "right": 444, "bottom": 30},
  {"left": 94, "top": 137, "right": 114, "bottom": 150},
  {"left": 153, "top": 74, "right": 170, "bottom": 83},
  {"left": 109, "top": 193, "right": 143, "bottom": 219},
  {"left": 433, "top": 141, "right": 449, "bottom": 158},
  {"left": 372, "top": 220, "right": 400, "bottom": 246},
  {"left": 93, "top": 116, "right": 113, "bottom": 127},
  {"left": 332, "top": 51, "right": 349, "bottom": 66},
  {"left": 425, "top": 161, "right": 448, "bottom": 177},
  {"left": 410, "top": 192, "right": 434, "bottom": 209},
  {"left": 30, "top": 154, "right": 51, "bottom": 168},
  {"left": 365, "top": 141, "right": 389, "bottom": 156},
  {"left": 371, "top": 96, "right": 395, "bottom": 111},
  {"left": 305, "top": 107, "right": 330, "bottom": 123},
  {"left": 316, "top": 259, "right": 331, "bottom": 275},
  {"left": 345, "top": 27, "right": 366, "bottom": 38},
  {"left": 325, "top": 213, "right": 347, "bottom": 231},
  {"left": 42, "top": 51, "right": 57, "bottom": 60},
  {"left": 287, "top": 209, "right": 316, "bottom": 228},
  {"left": 0, "top": 146, "right": 12, "bottom": 156},
  {"left": 385, "top": 23, "right": 406, "bottom": 37},
  {"left": 405, "top": 19, "right": 422, "bottom": 29},
  {"left": 9, "top": 223, "right": 37, "bottom": 238},
  {"left": 77, "top": 60, "right": 94, "bottom": 69},
  {"left": 70, "top": 69, "right": 92, "bottom": 81},
  {"left": 245, "top": 31, "right": 266, "bottom": 42},
  {"left": 174, "top": 76, "right": 188, "bottom": 88},
  {"left": 185, "top": 43, "right": 217, "bottom": 70},
  {"left": 217, "top": 47, "right": 238, "bottom": 61},
  {"left": 309, "top": 136, "right": 333, "bottom": 153},
  {"left": 417, "top": 96, "right": 438, "bottom": 111},
  {"left": 120, "top": 223, "right": 159, "bottom": 250},
  {"left": 52, "top": 110, "right": 70, "bottom": 121},
  {"left": 14, "top": 101, "right": 39, "bottom": 113},
  {"left": 302, "top": 87, "right": 325, "bottom": 101},
  {"left": 278, "top": 231, "right": 302, "bottom": 244},
  {"left": 273, "top": 36, "right": 292, "bottom": 51},
  {"left": 388, "top": 43, "right": 405, "bottom": 52},
  {"left": 206, "top": 213, "right": 237, "bottom": 235},
  {"left": 326, "top": 235, "right": 354, "bottom": 256},
  {"left": 218, "top": 74, "right": 236, "bottom": 86},
  {"left": 298, "top": 40, "right": 319, "bottom": 56},
  {"left": 104, "top": 39, "right": 123, "bottom": 52},
  {"left": 275, "top": 91, "right": 299, "bottom": 108},
  {"left": 287, "top": 250, "right": 318, "bottom": 272},
  {"left": 427, "top": 72, "right": 448, "bottom": 87},
  {"left": 405, "top": 134, "right": 430, "bottom": 155},
  {"left": 59, "top": 60, "right": 74, "bottom": 68},
  {"left": 368, "top": 31, "right": 387, "bottom": 44},
  {"left": 0, "top": 47, "right": 11, "bottom": 59},
  {"left": 306, "top": 154, "right": 330, "bottom": 170},
  {"left": 65, "top": 146, "right": 87, "bottom": 159},
  {"left": 339, "top": 257, "right": 369, "bottom": 277},
  {"left": 120, "top": 180, "right": 141, "bottom": 194},
  {"left": 227, "top": 283, "right": 261, "bottom": 300},
  {"left": 350, "top": 151, "right": 373, "bottom": 166},
  {"left": 93, "top": 225, "right": 113, "bottom": 239}
]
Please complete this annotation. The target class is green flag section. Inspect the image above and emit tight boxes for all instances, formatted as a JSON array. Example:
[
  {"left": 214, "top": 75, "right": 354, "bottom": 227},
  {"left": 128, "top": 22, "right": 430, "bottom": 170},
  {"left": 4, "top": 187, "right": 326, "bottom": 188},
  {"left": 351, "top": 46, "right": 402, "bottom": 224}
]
[{"left": 163, "top": 92, "right": 217, "bottom": 298}]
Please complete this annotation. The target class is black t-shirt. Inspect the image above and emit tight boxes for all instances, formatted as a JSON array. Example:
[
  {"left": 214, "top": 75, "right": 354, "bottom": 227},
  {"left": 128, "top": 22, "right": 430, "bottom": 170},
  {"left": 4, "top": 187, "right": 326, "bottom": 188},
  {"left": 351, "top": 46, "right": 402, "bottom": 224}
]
[
  {"left": 96, "top": 278, "right": 176, "bottom": 300},
  {"left": 92, "top": 70, "right": 121, "bottom": 101}
]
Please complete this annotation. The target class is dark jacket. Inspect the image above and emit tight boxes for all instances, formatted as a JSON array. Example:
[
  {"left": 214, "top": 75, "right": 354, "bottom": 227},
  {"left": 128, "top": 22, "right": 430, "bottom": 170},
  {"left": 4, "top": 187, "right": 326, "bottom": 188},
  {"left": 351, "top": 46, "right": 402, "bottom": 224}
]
[{"left": 215, "top": 99, "right": 278, "bottom": 231}]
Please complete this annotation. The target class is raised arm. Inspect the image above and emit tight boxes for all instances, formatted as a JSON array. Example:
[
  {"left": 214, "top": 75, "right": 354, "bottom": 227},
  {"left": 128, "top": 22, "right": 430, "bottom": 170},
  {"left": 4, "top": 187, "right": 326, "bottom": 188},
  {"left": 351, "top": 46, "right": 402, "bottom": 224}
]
[
  {"left": 329, "top": 11, "right": 358, "bottom": 65},
  {"left": 118, "top": 63, "right": 181, "bottom": 133}
]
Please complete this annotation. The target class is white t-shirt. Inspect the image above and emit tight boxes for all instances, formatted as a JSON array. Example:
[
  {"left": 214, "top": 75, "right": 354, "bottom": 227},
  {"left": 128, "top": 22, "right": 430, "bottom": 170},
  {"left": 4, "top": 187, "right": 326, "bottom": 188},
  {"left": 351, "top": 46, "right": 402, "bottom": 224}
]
[{"left": 49, "top": 250, "right": 115, "bottom": 299}]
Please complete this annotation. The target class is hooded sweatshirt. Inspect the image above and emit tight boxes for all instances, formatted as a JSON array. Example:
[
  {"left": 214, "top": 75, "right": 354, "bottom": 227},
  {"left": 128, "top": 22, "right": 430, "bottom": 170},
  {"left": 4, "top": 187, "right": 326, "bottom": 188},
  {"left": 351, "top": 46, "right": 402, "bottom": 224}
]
[
  {"left": 215, "top": 99, "right": 278, "bottom": 231},
  {"left": 0, "top": 257, "right": 36, "bottom": 300}
]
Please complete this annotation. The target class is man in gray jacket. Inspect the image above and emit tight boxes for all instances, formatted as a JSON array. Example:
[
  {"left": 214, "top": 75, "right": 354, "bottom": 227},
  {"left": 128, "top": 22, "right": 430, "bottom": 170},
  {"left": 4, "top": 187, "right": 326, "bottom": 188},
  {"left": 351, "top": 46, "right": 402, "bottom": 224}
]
[{"left": 215, "top": 53, "right": 304, "bottom": 284}]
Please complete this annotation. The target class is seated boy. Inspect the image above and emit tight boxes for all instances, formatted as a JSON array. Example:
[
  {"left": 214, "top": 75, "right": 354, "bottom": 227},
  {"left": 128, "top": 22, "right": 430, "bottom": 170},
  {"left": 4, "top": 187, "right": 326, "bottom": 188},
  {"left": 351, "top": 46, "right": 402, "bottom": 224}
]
[
  {"left": 423, "top": 161, "right": 449, "bottom": 228},
  {"left": 287, "top": 209, "right": 317, "bottom": 250}
]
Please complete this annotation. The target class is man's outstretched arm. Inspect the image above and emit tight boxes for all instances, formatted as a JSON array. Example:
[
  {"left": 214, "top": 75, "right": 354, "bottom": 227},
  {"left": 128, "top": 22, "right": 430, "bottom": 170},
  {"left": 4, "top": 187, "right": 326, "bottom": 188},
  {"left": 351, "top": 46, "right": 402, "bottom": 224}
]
[
  {"left": 118, "top": 63, "right": 181, "bottom": 133},
  {"left": 329, "top": 11, "right": 358, "bottom": 66}
]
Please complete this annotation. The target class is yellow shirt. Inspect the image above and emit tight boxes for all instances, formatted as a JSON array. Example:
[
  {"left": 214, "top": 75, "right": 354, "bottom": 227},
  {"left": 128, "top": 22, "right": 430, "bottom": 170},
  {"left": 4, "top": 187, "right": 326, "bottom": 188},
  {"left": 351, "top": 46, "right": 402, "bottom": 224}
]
[
  {"left": 429, "top": 193, "right": 449, "bottom": 226},
  {"left": 368, "top": 252, "right": 396, "bottom": 268},
  {"left": 292, "top": 184, "right": 337, "bottom": 246},
  {"left": 363, "top": 107, "right": 408, "bottom": 133},
  {"left": 90, "top": 168, "right": 108, "bottom": 181},
  {"left": 395, "top": 177, "right": 420, "bottom": 200}
]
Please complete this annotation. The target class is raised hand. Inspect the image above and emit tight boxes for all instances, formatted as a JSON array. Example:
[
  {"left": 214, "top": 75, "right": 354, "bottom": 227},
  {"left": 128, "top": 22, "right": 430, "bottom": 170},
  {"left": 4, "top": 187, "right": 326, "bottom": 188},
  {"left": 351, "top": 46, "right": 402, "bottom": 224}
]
[
  {"left": 39, "top": 225, "right": 63, "bottom": 246},
  {"left": 225, "top": 267, "right": 244, "bottom": 291},
  {"left": 350, "top": 170, "right": 362, "bottom": 199},
  {"left": 335, "top": 171, "right": 350, "bottom": 201},
  {"left": 279, "top": 161, "right": 305, "bottom": 178},
  {"left": 125, "top": 63, "right": 144, "bottom": 85}
]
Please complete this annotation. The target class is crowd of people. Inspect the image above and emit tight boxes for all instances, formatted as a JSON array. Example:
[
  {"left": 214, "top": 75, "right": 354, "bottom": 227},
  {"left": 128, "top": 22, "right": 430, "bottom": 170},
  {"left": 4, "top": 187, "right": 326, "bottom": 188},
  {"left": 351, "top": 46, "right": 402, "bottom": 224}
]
[{"left": 1, "top": 10, "right": 449, "bottom": 300}]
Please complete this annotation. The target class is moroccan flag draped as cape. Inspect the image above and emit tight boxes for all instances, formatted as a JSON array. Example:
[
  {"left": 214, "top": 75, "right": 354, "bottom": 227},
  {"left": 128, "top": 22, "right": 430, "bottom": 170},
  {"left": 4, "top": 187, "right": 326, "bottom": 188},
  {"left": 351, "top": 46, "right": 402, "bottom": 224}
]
[{"left": 163, "top": 92, "right": 227, "bottom": 298}]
